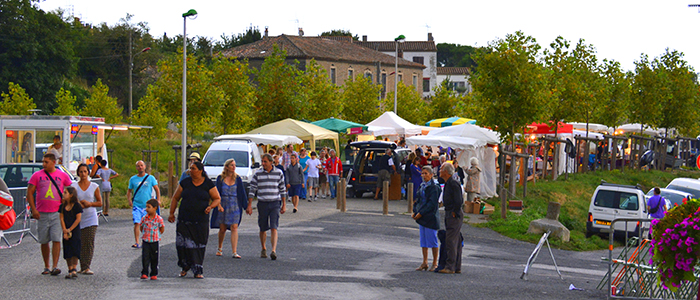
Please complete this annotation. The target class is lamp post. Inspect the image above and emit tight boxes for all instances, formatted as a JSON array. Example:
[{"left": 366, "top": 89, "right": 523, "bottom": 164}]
[
  {"left": 182, "top": 9, "right": 197, "bottom": 176},
  {"left": 128, "top": 45, "right": 151, "bottom": 117},
  {"left": 394, "top": 35, "right": 405, "bottom": 115}
]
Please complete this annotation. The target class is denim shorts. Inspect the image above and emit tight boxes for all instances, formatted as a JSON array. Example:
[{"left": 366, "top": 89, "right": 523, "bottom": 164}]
[
  {"left": 288, "top": 184, "right": 303, "bottom": 197},
  {"left": 257, "top": 201, "right": 281, "bottom": 232},
  {"left": 132, "top": 206, "right": 147, "bottom": 224}
]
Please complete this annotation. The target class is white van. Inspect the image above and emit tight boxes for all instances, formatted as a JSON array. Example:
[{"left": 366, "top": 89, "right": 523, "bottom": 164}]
[
  {"left": 665, "top": 178, "right": 700, "bottom": 199},
  {"left": 202, "top": 139, "right": 261, "bottom": 186},
  {"left": 586, "top": 181, "right": 649, "bottom": 238}
]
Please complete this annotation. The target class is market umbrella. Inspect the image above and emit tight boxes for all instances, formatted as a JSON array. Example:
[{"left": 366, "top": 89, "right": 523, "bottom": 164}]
[
  {"left": 425, "top": 117, "right": 476, "bottom": 128},
  {"left": 311, "top": 117, "right": 368, "bottom": 134}
]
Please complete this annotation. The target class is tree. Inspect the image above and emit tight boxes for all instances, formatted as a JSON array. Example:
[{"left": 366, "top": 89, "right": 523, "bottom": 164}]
[
  {"left": 655, "top": 49, "right": 699, "bottom": 137},
  {"left": 217, "top": 26, "right": 263, "bottom": 51},
  {"left": 387, "top": 83, "right": 428, "bottom": 124},
  {"left": 593, "top": 60, "right": 630, "bottom": 129},
  {"left": 629, "top": 54, "right": 663, "bottom": 134},
  {"left": 130, "top": 88, "right": 169, "bottom": 143},
  {"left": 429, "top": 79, "right": 459, "bottom": 119},
  {"left": 436, "top": 43, "right": 482, "bottom": 68},
  {"left": 340, "top": 76, "right": 383, "bottom": 124},
  {"left": 297, "top": 59, "right": 341, "bottom": 121},
  {"left": 53, "top": 88, "right": 79, "bottom": 116},
  {"left": 565, "top": 39, "right": 606, "bottom": 131},
  {"left": 253, "top": 45, "right": 302, "bottom": 127},
  {"left": 542, "top": 37, "right": 576, "bottom": 133},
  {"left": 472, "top": 31, "right": 550, "bottom": 145},
  {"left": 210, "top": 57, "right": 256, "bottom": 134},
  {"left": 81, "top": 79, "right": 123, "bottom": 123},
  {"left": 320, "top": 30, "right": 359, "bottom": 41},
  {"left": 0, "top": 82, "right": 36, "bottom": 115}
]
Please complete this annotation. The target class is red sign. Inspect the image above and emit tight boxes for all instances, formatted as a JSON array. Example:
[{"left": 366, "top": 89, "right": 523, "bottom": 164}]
[
  {"left": 696, "top": 154, "right": 700, "bottom": 170},
  {"left": 347, "top": 127, "right": 364, "bottom": 134}
]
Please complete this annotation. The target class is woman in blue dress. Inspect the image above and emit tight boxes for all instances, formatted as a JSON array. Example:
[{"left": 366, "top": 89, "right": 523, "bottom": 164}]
[
  {"left": 412, "top": 165, "right": 441, "bottom": 272},
  {"left": 212, "top": 159, "right": 248, "bottom": 258}
]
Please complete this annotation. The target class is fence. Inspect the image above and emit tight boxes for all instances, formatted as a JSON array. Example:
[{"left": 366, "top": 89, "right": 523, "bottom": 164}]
[
  {"left": 1, "top": 187, "right": 36, "bottom": 248},
  {"left": 599, "top": 218, "right": 698, "bottom": 299}
]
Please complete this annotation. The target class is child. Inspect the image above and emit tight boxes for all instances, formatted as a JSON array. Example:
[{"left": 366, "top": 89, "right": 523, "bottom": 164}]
[
  {"left": 60, "top": 186, "right": 83, "bottom": 279},
  {"left": 305, "top": 151, "right": 321, "bottom": 201},
  {"left": 139, "top": 199, "right": 164, "bottom": 280},
  {"left": 96, "top": 159, "right": 118, "bottom": 216}
]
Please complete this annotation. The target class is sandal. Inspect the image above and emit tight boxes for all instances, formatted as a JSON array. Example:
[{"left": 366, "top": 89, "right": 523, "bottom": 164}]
[
  {"left": 216, "top": 248, "right": 223, "bottom": 256},
  {"left": 232, "top": 253, "right": 241, "bottom": 259},
  {"left": 42, "top": 268, "right": 51, "bottom": 275},
  {"left": 50, "top": 268, "right": 61, "bottom": 276},
  {"left": 194, "top": 274, "right": 204, "bottom": 279},
  {"left": 178, "top": 270, "right": 188, "bottom": 277},
  {"left": 131, "top": 244, "right": 140, "bottom": 249}
]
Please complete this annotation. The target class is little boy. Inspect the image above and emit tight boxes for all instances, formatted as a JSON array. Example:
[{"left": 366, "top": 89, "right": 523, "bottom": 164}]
[{"left": 139, "top": 199, "right": 164, "bottom": 280}]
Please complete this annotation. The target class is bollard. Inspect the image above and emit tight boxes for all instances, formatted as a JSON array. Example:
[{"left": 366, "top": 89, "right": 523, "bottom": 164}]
[
  {"left": 407, "top": 182, "right": 414, "bottom": 214},
  {"left": 168, "top": 161, "right": 174, "bottom": 198},
  {"left": 336, "top": 179, "right": 341, "bottom": 210},
  {"left": 383, "top": 180, "right": 389, "bottom": 215},
  {"left": 340, "top": 178, "right": 347, "bottom": 212}
]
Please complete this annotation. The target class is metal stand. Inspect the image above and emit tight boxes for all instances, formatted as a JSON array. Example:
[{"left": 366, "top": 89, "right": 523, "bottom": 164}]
[
  {"left": 1, "top": 203, "right": 38, "bottom": 249},
  {"left": 521, "top": 231, "right": 563, "bottom": 280}
]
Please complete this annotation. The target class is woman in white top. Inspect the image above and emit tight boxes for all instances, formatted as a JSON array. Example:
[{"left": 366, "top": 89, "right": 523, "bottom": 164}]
[{"left": 72, "top": 163, "right": 102, "bottom": 275}]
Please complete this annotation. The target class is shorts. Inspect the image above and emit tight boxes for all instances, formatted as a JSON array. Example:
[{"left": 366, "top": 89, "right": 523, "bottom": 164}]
[
  {"left": 319, "top": 173, "right": 327, "bottom": 184},
  {"left": 308, "top": 177, "right": 319, "bottom": 188},
  {"left": 377, "top": 169, "right": 391, "bottom": 188},
  {"left": 38, "top": 212, "right": 62, "bottom": 244},
  {"left": 419, "top": 225, "right": 439, "bottom": 248},
  {"left": 288, "top": 184, "right": 303, "bottom": 197},
  {"left": 132, "top": 206, "right": 147, "bottom": 224},
  {"left": 257, "top": 201, "right": 281, "bottom": 232}
]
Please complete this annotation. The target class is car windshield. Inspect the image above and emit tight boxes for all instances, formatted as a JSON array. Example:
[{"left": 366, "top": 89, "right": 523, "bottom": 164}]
[
  {"left": 202, "top": 150, "right": 249, "bottom": 168},
  {"left": 594, "top": 190, "right": 639, "bottom": 211},
  {"left": 666, "top": 185, "right": 700, "bottom": 199}
]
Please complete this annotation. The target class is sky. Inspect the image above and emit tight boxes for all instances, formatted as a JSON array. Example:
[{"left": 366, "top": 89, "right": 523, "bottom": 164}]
[{"left": 37, "top": 0, "right": 700, "bottom": 72}]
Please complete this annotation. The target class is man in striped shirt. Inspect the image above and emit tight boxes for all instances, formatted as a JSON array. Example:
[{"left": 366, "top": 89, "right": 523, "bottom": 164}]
[{"left": 247, "top": 154, "right": 287, "bottom": 260}]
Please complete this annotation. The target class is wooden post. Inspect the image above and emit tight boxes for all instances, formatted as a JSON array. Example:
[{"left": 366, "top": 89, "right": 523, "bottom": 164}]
[
  {"left": 509, "top": 153, "right": 517, "bottom": 199},
  {"left": 383, "top": 180, "right": 389, "bottom": 215},
  {"left": 407, "top": 182, "right": 414, "bottom": 214},
  {"left": 542, "top": 140, "right": 549, "bottom": 179},
  {"left": 168, "top": 161, "right": 174, "bottom": 198},
  {"left": 523, "top": 156, "right": 528, "bottom": 199},
  {"left": 339, "top": 178, "right": 346, "bottom": 212},
  {"left": 552, "top": 142, "right": 560, "bottom": 180},
  {"left": 336, "top": 179, "right": 341, "bottom": 210}
]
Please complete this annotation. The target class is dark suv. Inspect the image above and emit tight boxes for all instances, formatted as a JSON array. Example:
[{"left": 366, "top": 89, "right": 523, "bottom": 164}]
[{"left": 346, "top": 141, "right": 410, "bottom": 198}]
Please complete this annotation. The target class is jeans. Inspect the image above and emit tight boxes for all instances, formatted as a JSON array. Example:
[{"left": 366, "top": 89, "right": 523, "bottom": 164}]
[
  {"left": 300, "top": 173, "right": 308, "bottom": 199},
  {"left": 328, "top": 175, "right": 339, "bottom": 198}
]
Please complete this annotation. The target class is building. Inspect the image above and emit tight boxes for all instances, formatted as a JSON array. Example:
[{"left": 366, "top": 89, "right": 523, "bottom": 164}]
[
  {"left": 221, "top": 34, "right": 426, "bottom": 98},
  {"left": 436, "top": 67, "right": 472, "bottom": 94},
  {"left": 355, "top": 33, "right": 438, "bottom": 97}
]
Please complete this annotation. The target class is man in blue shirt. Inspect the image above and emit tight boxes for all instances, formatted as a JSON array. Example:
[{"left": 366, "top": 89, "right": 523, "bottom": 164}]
[
  {"left": 647, "top": 187, "right": 666, "bottom": 220},
  {"left": 127, "top": 160, "right": 161, "bottom": 248}
]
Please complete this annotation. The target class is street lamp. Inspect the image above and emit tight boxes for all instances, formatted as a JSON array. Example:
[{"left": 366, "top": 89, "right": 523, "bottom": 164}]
[
  {"left": 394, "top": 34, "right": 405, "bottom": 115},
  {"left": 182, "top": 9, "right": 197, "bottom": 176},
  {"left": 129, "top": 45, "right": 151, "bottom": 117}
]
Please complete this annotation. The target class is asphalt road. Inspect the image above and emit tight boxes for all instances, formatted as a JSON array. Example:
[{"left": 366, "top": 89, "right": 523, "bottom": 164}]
[{"left": 0, "top": 197, "right": 608, "bottom": 299}]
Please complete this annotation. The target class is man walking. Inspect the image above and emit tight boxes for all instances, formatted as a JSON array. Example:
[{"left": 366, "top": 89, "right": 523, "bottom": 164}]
[
  {"left": 282, "top": 145, "right": 297, "bottom": 170},
  {"left": 247, "top": 154, "right": 286, "bottom": 260},
  {"left": 647, "top": 187, "right": 666, "bottom": 220},
  {"left": 374, "top": 148, "right": 396, "bottom": 200},
  {"left": 438, "top": 162, "right": 463, "bottom": 274},
  {"left": 325, "top": 149, "right": 342, "bottom": 199},
  {"left": 285, "top": 153, "right": 304, "bottom": 213},
  {"left": 126, "top": 160, "right": 161, "bottom": 248},
  {"left": 27, "top": 153, "right": 73, "bottom": 275}
]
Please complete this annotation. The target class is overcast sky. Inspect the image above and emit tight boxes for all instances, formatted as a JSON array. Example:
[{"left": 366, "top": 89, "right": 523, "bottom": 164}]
[{"left": 38, "top": 0, "right": 700, "bottom": 72}]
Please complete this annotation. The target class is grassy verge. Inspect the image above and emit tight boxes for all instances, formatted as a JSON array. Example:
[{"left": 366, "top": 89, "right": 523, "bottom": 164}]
[{"left": 477, "top": 168, "right": 700, "bottom": 251}]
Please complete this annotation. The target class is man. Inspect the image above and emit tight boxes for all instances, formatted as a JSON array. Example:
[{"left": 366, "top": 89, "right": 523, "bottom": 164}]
[
  {"left": 374, "top": 148, "right": 396, "bottom": 200},
  {"left": 247, "top": 154, "right": 286, "bottom": 260},
  {"left": 282, "top": 145, "right": 297, "bottom": 170},
  {"left": 298, "top": 148, "right": 310, "bottom": 200},
  {"left": 325, "top": 149, "right": 342, "bottom": 199},
  {"left": 27, "top": 153, "right": 72, "bottom": 275},
  {"left": 438, "top": 162, "right": 463, "bottom": 274},
  {"left": 179, "top": 152, "right": 201, "bottom": 181},
  {"left": 285, "top": 153, "right": 304, "bottom": 213},
  {"left": 647, "top": 187, "right": 666, "bottom": 220},
  {"left": 47, "top": 135, "right": 63, "bottom": 164},
  {"left": 126, "top": 160, "right": 161, "bottom": 248}
]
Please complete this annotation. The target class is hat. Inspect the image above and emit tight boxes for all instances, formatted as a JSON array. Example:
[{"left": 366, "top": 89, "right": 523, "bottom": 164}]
[
  {"left": 189, "top": 153, "right": 201, "bottom": 161},
  {"left": 0, "top": 190, "right": 13, "bottom": 207}
]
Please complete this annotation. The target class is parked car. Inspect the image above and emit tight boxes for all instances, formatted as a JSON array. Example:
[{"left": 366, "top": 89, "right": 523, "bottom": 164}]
[
  {"left": 586, "top": 181, "right": 649, "bottom": 239},
  {"left": 345, "top": 141, "right": 411, "bottom": 198},
  {"left": 0, "top": 163, "right": 76, "bottom": 188},
  {"left": 201, "top": 139, "right": 261, "bottom": 188},
  {"left": 645, "top": 188, "right": 692, "bottom": 210},
  {"left": 665, "top": 178, "right": 700, "bottom": 199}
]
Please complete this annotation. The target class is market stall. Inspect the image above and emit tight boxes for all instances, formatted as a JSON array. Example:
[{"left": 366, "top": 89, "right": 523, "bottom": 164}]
[{"left": 247, "top": 118, "right": 338, "bottom": 151}]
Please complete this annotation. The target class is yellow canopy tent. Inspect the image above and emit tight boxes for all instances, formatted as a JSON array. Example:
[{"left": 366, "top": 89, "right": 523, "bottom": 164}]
[{"left": 247, "top": 118, "right": 339, "bottom": 151}]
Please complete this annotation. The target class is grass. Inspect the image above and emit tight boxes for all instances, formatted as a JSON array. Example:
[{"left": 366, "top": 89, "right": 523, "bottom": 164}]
[{"left": 476, "top": 168, "right": 700, "bottom": 251}]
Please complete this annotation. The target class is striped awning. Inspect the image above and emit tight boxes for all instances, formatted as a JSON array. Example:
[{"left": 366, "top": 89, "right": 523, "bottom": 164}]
[{"left": 425, "top": 117, "right": 476, "bottom": 128}]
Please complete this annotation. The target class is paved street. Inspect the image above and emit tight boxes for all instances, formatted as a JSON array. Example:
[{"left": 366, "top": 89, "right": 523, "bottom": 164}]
[{"left": 1, "top": 197, "right": 608, "bottom": 299}]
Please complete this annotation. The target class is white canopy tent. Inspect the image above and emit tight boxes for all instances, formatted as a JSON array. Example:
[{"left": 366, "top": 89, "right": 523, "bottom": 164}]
[
  {"left": 427, "top": 123, "right": 500, "bottom": 144},
  {"left": 214, "top": 134, "right": 303, "bottom": 146},
  {"left": 617, "top": 123, "right": 660, "bottom": 136},
  {"left": 366, "top": 112, "right": 422, "bottom": 136},
  {"left": 406, "top": 135, "right": 498, "bottom": 199},
  {"left": 568, "top": 122, "right": 610, "bottom": 133},
  {"left": 572, "top": 130, "right": 604, "bottom": 139}
]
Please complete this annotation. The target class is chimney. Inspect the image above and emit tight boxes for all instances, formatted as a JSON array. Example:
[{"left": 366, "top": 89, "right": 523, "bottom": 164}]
[
  {"left": 298, "top": 27, "right": 304, "bottom": 36},
  {"left": 264, "top": 26, "right": 269, "bottom": 38},
  {"left": 428, "top": 33, "right": 433, "bottom": 42},
  {"left": 362, "top": 35, "right": 367, "bottom": 42}
]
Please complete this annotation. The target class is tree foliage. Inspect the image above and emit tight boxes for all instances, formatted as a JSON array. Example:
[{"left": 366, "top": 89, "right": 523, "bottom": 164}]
[
  {"left": 0, "top": 82, "right": 36, "bottom": 115},
  {"left": 340, "top": 76, "right": 383, "bottom": 124},
  {"left": 436, "top": 43, "right": 483, "bottom": 68},
  {"left": 593, "top": 60, "right": 630, "bottom": 128},
  {"left": 655, "top": 49, "right": 699, "bottom": 136},
  {"left": 81, "top": 79, "right": 123, "bottom": 123},
  {"left": 629, "top": 55, "right": 664, "bottom": 132},
  {"left": 130, "top": 88, "right": 169, "bottom": 142},
  {"left": 53, "top": 88, "right": 79, "bottom": 116},
  {"left": 386, "top": 83, "right": 428, "bottom": 124},
  {"left": 211, "top": 57, "right": 256, "bottom": 134},
  {"left": 297, "top": 59, "right": 341, "bottom": 120},
  {"left": 253, "top": 45, "right": 302, "bottom": 127},
  {"left": 429, "top": 79, "right": 459, "bottom": 119},
  {"left": 320, "top": 30, "right": 359, "bottom": 41}
]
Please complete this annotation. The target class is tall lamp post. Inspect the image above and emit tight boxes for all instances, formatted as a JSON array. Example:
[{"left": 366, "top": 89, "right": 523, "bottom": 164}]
[
  {"left": 182, "top": 9, "right": 197, "bottom": 176},
  {"left": 129, "top": 45, "right": 151, "bottom": 117},
  {"left": 394, "top": 35, "right": 405, "bottom": 115}
]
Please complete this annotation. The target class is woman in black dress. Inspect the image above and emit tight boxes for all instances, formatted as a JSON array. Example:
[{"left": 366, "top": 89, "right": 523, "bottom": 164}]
[{"left": 168, "top": 161, "right": 221, "bottom": 279}]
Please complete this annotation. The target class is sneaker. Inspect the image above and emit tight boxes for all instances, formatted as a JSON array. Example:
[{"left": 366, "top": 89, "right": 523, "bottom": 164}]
[
  {"left": 293, "top": 208, "right": 297, "bottom": 213},
  {"left": 140, "top": 274, "right": 148, "bottom": 279},
  {"left": 150, "top": 276, "right": 158, "bottom": 280},
  {"left": 308, "top": 198, "right": 312, "bottom": 202},
  {"left": 270, "top": 251, "right": 277, "bottom": 260},
  {"left": 260, "top": 249, "right": 267, "bottom": 258}
]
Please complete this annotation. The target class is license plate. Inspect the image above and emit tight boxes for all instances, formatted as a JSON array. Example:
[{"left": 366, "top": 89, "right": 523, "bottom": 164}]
[{"left": 595, "top": 220, "right": 611, "bottom": 226}]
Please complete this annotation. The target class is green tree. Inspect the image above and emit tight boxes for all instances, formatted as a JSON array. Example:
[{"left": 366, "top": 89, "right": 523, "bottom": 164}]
[
  {"left": 81, "top": 79, "right": 123, "bottom": 123},
  {"left": 320, "top": 30, "right": 359, "bottom": 41},
  {"left": 211, "top": 57, "right": 256, "bottom": 134},
  {"left": 130, "top": 88, "right": 169, "bottom": 142},
  {"left": 53, "top": 88, "right": 79, "bottom": 116},
  {"left": 629, "top": 55, "right": 663, "bottom": 134},
  {"left": 567, "top": 39, "right": 606, "bottom": 131},
  {"left": 216, "top": 26, "right": 263, "bottom": 51},
  {"left": 0, "top": 82, "right": 37, "bottom": 115},
  {"left": 387, "top": 83, "right": 428, "bottom": 124},
  {"left": 543, "top": 37, "right": 576, "bottom": 133},
  {"left": 472, "top": 31, "right": 550, "bottom": 145},
  {"left": 340, "top": 76, "right": 383, "bottom": 124},
  {"left": 655, "top": 49, "right": 699, "bottom": 137},
  {"left": 593, "top": 60, "right": 630, "bottom": 129},
  {"left": 429, "top": 79, "right": 459, "bottom": 119},
  {"left": 436, "top": 43, "right": 483, "bottom": 68},
  {"left": 253, "top": 45, "right": 302, "bottom": 127},
  {"left": 297, "top": 59, "right": 341, "bottom": 121}
]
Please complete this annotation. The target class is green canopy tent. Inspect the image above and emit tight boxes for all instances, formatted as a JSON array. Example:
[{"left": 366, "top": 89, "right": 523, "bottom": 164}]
[{"left": 311, "top": 117, "right": 368, "bottom": 134}]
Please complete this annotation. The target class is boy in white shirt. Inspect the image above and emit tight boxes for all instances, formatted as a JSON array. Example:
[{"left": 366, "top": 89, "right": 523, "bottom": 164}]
[{"left": 305, "top": 152, "right": 321, "bottom": 201}]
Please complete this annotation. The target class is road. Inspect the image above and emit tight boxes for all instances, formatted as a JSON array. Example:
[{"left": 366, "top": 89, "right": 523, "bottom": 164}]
[{"left": 0, "top": 197, "right": 608, "bottom": 299}]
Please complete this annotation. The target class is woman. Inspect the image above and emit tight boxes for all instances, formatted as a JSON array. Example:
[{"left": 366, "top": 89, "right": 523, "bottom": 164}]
[
  {"left": 403, "top": 152, "right": 416, "bottom": 199},
  {"left": 410, "top": 157, "right": 422, "bottom": 201},
  {"left": 298, "top": 148, "right": 309, "bottom": 201},
  {"left": 168, "top": 161, "right": 221, "bottom": 279},
  {"left": 412, "top": 166, "right": 441, "bottom": 272},
  {"left": 453, "top": 160, "right": 465, "bottom": 185},
  {"left": 465, "top": 157, "right": 482, "bottom": 203},
  {"left": 72, "top": 163, "right": 102, "bottom": 275},
  {"left": 319, "top": 149, "right": 328, "bottom": 198},
  {"left": 96, "top": 159, "right": 118, "bottom": 216},
  {"left": 212, "top": 159, "right": 247, "bottom": 258}
]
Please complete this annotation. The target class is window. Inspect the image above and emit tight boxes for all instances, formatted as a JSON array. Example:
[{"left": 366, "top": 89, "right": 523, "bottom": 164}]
[
  {"left": 412, "top": 74, "right": 417, "bottom": 86},
  {"left": 412, "top": 56, "right": 424, "bottom": 65},
  {"left": 348, "top": 69, "right": 354, "bottom": 81},
  {"left": 330, "top": 66, "right": 336, "bottom": 85},
  {"left": 423, "top": 78, "right": 430, "bottom": 92},
  {"left": 364, "top": 71, "right": 372, "bottom": 82}
]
